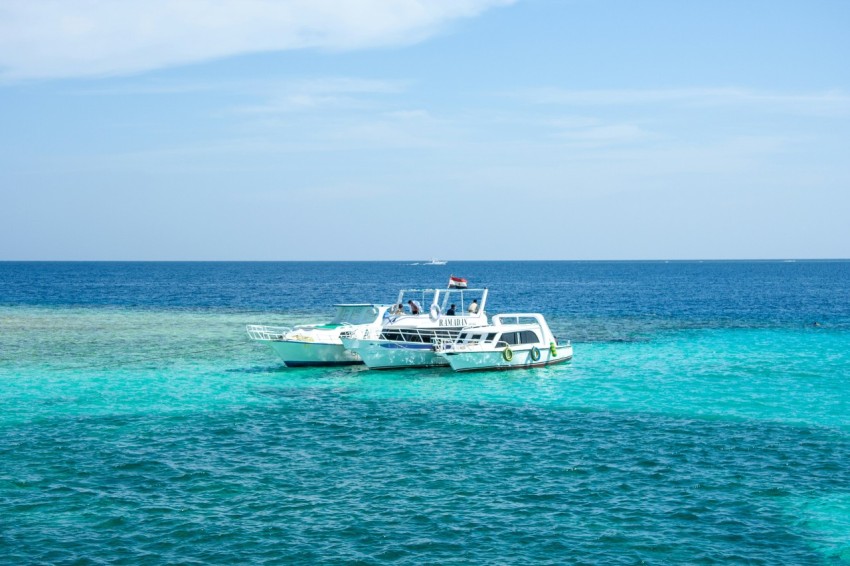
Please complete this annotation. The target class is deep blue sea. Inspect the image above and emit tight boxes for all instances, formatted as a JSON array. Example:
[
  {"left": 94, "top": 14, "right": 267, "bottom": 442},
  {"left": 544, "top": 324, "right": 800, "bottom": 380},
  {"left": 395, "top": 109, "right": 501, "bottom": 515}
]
[{"left": 1, "top": 261, "right": 849, "bottom": 564}]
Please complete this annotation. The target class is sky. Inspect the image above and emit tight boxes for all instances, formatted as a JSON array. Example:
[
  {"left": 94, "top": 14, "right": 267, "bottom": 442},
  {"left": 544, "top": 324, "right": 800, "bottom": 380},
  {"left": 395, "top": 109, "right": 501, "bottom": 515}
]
[{"left": 1, "top": 0, "right": 848, "bottom": 260}]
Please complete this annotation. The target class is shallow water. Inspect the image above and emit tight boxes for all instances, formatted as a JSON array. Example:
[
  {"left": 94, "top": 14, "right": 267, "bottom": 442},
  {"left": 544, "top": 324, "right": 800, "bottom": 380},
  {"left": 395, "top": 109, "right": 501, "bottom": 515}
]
[{"left": 1, "top": 261, "right": 849, "bottom": 563}]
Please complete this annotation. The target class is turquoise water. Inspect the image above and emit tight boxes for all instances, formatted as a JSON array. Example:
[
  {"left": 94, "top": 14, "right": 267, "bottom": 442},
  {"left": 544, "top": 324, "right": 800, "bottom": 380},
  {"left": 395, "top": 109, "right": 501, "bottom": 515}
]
[{"left": 1, "top": 262, "right": 849, "bottom": 563}]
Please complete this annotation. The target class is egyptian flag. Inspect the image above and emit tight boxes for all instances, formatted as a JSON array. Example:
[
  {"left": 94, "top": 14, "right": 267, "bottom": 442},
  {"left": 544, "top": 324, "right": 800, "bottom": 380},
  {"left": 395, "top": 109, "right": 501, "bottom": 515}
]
[{"left": 448, "top": 275, "right": 468, "bottom": 289}]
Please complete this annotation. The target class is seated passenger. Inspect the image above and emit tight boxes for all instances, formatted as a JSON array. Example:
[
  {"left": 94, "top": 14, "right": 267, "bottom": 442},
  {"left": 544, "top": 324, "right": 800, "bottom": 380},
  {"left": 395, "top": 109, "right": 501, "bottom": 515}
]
[
  {"left": 408, "top": 299, "right": 422, "bottom": 315},
  {"left": 446, "top": 304, "right": 456, "bottom": 316},
  {"left": 467, "top": 299, "right": 479, "bottom": 314}
]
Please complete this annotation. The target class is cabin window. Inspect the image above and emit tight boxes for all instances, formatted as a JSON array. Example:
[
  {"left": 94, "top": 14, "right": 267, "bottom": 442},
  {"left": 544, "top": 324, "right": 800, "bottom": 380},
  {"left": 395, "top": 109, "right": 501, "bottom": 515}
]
[
  {"left": 486, "top": 333, "right": 497, "bottom": 342},
  {"left": 401, "top": 330, "right": 425, "bottom": 343},
  {"left": 519, "top": 330, "right": 540, "bottom": 344},
  {"left": 500, "top": 332, "right": 517, "bottom": 345}
]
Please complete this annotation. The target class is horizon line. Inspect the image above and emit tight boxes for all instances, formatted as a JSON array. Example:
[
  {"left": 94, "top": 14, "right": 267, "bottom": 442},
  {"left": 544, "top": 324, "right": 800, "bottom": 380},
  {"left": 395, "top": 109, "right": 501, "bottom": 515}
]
[{"left": 2, "top": 258, "right": 849, "bottom": 263}]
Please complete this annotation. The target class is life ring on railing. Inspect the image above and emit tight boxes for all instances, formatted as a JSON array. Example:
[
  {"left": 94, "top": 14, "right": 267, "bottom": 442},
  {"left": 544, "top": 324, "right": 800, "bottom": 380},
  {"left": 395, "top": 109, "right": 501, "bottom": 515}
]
[
  {"left": 429, "top": 304, "right": 442, "bottom": 322},
  {"left": 530, "top": 346, "right": 541, "bottom": 361},
  {"left": 503, "top": 347, "right": 513, "bottom": 362},
  {"left": 549, "top": 342, "right": 557, "bottom": 357}
]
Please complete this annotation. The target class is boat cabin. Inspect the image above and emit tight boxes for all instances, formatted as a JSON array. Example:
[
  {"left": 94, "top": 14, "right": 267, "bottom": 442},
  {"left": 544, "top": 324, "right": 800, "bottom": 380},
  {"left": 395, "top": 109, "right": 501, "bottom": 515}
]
[
  {"left": 454, "top": 328, "right": 542, "bottom": 347},
  {"left": 447, "top": 314, "right": 556, "bottom": 349}
]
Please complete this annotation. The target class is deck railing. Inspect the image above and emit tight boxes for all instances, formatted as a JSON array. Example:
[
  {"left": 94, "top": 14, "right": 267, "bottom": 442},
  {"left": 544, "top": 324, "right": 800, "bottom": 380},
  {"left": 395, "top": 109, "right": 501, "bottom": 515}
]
[{"left": 246, "top": 324, "right": 291, "bottom": 341}]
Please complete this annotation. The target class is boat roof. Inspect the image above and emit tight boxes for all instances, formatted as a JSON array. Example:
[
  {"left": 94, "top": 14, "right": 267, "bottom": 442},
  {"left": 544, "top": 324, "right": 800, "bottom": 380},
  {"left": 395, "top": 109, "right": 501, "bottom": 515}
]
[
  {"left": 493, "top": 313, "right": 548, "bottom": 323},
  {"left": 463, "top": 314, "right": 551, "bottom": 333}
]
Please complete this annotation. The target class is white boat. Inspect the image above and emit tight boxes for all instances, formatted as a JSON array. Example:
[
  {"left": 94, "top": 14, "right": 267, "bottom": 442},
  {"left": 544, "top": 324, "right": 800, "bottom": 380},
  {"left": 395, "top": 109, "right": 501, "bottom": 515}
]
[
  {"left": 341, "top": 288, "right": 488, "bottom": 369},
  {"left": 247, "top": 304, "right": 390, "bottom": 367},
  {"left": 434, "top": 313, "right": 572, "bottom": 372},
  {"left": 423, "top": 258, "right": 447, "bottom": 265}
]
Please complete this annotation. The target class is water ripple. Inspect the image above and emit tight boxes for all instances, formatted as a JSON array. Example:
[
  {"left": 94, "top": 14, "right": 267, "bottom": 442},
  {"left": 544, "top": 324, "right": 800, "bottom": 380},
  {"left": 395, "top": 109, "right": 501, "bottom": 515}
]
[{"left": 2, "top": 397, "right": 848, "bottom": 563}]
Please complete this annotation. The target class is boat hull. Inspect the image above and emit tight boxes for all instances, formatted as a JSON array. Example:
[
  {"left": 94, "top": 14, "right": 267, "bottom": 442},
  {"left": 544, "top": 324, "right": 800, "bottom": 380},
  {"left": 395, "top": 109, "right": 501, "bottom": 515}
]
[
  {"left": 442, "top": 344, "right": 573, "bottom": 372},
  {"left": 267, "top": 340, "right": 363, "bottom": 367},
  {"left": 350, "top": 340, "right": 448, "bottom": 369}
]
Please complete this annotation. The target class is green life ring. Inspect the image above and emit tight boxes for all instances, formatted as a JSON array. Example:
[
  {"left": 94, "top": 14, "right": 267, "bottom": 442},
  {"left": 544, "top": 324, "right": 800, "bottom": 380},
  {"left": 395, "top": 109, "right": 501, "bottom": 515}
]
[
  {"left": 530, "top": 346, "right": 541, "bottom": 361},
  {"left": 502, "top": 347, "right": 513, "bottom": 362},
  {"left": 549, "top": 342, "right": 557, "bottom": 357}
]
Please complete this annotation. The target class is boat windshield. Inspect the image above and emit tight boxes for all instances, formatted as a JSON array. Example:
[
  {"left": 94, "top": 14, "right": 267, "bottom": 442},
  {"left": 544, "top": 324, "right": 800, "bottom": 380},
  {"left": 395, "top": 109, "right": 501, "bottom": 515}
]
[{"left": 331, "top": 305, "right": 380, "bottom": 325}]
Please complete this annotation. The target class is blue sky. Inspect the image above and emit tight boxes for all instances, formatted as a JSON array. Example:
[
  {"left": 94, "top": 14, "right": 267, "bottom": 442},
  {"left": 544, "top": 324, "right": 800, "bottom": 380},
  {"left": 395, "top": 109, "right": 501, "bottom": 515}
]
[{"left": 1, "top": 0, "right": 848, "bottom": 260}]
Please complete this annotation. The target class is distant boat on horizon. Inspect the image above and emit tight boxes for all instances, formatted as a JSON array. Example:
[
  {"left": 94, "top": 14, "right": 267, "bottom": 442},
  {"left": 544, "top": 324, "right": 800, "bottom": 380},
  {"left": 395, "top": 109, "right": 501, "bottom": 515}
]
[{"left": 423, "top": 258, "right": 447, "bottom": 265}]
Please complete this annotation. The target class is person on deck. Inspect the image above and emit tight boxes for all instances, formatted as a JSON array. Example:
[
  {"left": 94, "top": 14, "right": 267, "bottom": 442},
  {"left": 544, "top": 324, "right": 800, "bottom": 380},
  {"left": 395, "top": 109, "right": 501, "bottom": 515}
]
[
  {"left": 446, "top": 304, "right": 456, "bottom": 316},
  {"left": 467, "top": 299, "right": 479, "bottom": 314},
  {"left": 408, "top": 300, "right": 422, "bottom": 315}
]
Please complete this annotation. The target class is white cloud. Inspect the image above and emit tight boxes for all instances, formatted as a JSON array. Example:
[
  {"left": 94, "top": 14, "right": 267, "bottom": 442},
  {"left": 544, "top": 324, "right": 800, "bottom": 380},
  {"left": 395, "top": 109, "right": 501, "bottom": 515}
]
[
  {"left": 551, "top": 121, "right": 649, "bottom": 148},
  {"left": 517, "top": 87, "right": 850, "bottom": 116},
  {"left": 0, "top": 0, "right": 513, "bottom": 80},
  {"left": 234, "top": 77, "right": 408, "bottom": 113}
]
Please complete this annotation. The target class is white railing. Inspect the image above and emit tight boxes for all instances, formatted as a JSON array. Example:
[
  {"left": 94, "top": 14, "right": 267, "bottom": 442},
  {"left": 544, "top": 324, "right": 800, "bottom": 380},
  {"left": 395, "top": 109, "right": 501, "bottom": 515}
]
[{"left": 246, "top": 324, "right": 291, "bottom": 341}]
